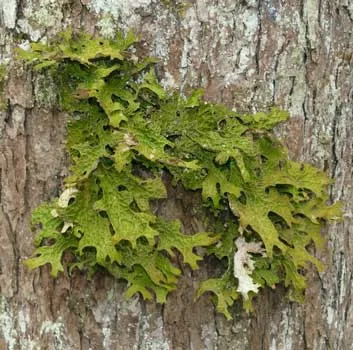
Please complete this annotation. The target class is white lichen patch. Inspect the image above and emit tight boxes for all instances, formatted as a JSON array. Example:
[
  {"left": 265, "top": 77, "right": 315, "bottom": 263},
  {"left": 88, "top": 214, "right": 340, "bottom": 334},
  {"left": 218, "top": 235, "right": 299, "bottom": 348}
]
[
  {"left": 40, "top": 317, "right": 66, "bottom": 350},
  {"left": 140, "top": 315, "right": 170, "bottom": 350},
  {"left": 1, "top": 300, "right": 39, "bottom": 350},
  {"left": 88, "top": 0, "right": 152, "bottom": 29},
  {"left": 58, "top": 188, "right": 78, "bottom": 208},
  {"left": 269, "top": 308, "right": 294, "bottom": 350},
  {"left": 201, "top": 324, "right": 218, "bottom": 350},
  {"left": 0, "top": 297, "right": 17, "bottom": 350},
  {"left": 303, "top": 0, "right": 319, "bottom": 47},
  {"left": 18, "top": 40, "right": 31, "bottom": 52},
  {"left": 243, "top": 9, "right": 259, "bottom": 37},
  {"left": 97, "top": 15, "right": 116, "bottom": 38},
  {"left": 22, "top": 0, "right": 64, "bottom": 29},
  {"left": 233, "top": 237, "right": 265, "bottom": 299},
  {"left": 61, "top": 222, "right": 73, "bottom": 233},
  {"left": 179, "top": 1, "right": 261, "bottom": 97},
  {"left": 92, "top": 289, "right": 117, "bottom": 348},
  {"left": 18, "top": 309, "right": 28, "bottom": 334},
  {"left": 151, "top": 15, "right": 170, "bottom": 62},
  {"left": 18, "top": 309, "right": 38, "bottom": 350},
  {"left": 102, "top": 326, "right": 111, "bottom": 349},
  {"left": 179, "top": 6, "right": 201, "bottom": 91},
  {"left": 118, "top": 294, "right": 141, "bottom": 316},
  {"left": 0, "top": 0, "right": 17, "bottom": 28},
  {"left": 17, "top": 19, "right": 42, "bottom": 41}
]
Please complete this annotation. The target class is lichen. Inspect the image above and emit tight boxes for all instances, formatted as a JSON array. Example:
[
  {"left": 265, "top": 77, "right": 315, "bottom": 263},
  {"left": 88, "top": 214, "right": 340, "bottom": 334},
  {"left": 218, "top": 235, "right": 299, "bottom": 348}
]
[
  {"left": 140, "top": 315, "right": 170, "bottom": 350},
  {"left": 40, "top": 318, "right": 67, "bottom": 350},
  {"left": 18, "top": 30, "right": 341, "bottom": 319},
  {"left": 0, "top": 0, "right": 17, "bottom": 29},
  {"left": 97, "top": 15, "right": 117, "bottom": 38},
  {"left": 23, "top": 0, "right": 64, "bottom": 30},
  {"left": 0, "top": 297, "right": 17, "bottom": 350},
  {"left": 87, "top": 0, "right": 152, "bottom": 30}
]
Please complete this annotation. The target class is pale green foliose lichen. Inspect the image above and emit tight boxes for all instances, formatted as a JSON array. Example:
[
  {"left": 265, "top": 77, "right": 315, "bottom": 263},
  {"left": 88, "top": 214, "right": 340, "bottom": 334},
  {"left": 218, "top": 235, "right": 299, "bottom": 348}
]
[{"left": 17, "top": 30, "right": 342, "bottom": 320}]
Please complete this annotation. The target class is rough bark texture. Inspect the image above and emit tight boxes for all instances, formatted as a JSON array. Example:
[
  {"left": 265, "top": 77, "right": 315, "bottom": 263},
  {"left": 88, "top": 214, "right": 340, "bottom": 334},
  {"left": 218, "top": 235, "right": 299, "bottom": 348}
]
[{"left": 1, "top": 0, "right": 352, "bottom": 349}]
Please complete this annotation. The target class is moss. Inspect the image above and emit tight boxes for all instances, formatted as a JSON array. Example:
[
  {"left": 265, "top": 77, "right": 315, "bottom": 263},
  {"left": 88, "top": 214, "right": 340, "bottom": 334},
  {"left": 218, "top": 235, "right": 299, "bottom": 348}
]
[{"left": 18, "top": 30, "right": 342, "bottom": 319}]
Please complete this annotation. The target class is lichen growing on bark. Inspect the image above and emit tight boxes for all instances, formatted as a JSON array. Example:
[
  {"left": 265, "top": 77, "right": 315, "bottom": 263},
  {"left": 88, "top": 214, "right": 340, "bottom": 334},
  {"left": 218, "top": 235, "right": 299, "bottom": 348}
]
[{"left": 17, "top": 30, "right": 341, "bottom": 319}]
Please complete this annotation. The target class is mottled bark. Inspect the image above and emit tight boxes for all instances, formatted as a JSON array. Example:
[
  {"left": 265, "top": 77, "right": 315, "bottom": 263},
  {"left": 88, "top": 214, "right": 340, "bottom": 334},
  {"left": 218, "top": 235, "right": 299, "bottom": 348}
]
[{"left": 0, "top": 0, "right": 352, "bottom": 349}]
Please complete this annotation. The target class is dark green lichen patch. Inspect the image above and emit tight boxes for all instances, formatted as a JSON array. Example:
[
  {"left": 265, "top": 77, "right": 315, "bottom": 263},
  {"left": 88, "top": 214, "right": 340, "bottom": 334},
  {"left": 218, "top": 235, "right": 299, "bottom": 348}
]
[{"left": 18, "top": 30, "right": 342, "bottom": 319}]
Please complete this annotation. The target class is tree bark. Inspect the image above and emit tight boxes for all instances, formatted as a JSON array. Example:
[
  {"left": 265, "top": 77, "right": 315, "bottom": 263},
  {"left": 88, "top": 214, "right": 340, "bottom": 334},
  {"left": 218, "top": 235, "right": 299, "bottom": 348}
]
[{"left": 1, "top": 1, "right": 352, "bottom": 349}]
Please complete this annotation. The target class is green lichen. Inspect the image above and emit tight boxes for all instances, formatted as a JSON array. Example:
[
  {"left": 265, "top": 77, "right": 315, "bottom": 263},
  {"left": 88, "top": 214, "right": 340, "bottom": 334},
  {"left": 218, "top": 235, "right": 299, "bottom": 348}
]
[{"left": 18, "top": 30, "right": 342, "bottom": 319}]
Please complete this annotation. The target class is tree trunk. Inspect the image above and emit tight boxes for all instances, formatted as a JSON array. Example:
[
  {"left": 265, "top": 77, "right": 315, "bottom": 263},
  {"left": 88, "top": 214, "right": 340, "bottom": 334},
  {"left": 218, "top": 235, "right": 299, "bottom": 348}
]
[{"left": 1, "top": 1, "right": 352, "bottom": 349}]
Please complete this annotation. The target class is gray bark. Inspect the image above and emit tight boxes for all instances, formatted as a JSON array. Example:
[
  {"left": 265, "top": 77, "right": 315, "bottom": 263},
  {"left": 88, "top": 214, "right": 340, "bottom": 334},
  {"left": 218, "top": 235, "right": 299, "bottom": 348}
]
[{"left": 0, "top": 0, "right": 352, "bottom": 349}]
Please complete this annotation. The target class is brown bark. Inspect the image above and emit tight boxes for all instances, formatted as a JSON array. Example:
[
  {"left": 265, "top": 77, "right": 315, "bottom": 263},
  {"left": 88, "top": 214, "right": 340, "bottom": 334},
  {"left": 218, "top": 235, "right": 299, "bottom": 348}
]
[{"left": 1, "top": 0, "right": 352, "bottom": 349}]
